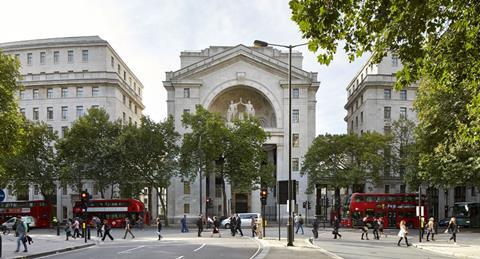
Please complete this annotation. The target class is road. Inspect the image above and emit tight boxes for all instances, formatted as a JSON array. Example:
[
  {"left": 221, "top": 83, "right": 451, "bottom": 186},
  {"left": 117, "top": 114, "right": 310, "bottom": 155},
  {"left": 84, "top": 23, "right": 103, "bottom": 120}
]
[{"left": 39, "top": 228, "right": 259, "bottom": 259}]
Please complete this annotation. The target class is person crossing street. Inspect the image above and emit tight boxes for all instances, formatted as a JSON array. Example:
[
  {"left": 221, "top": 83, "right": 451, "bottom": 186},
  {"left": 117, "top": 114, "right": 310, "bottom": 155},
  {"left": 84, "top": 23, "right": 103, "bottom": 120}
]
[
  {"left": 196, "top": 214, "right": 204, "bottom": 237},
  {"left": 397, "top": 219, "right": 411, "bottom": 246},
  {"left": 123, "top": 217, "right": 135, "bottom": 239},
  {"left": 332, "top": 216, "right": 342, "bottom": 239},
  {"left": 426, "top": 217, "right": 435, "bottom": 241},
  {"left": 295, "top": 214, "right": 304, "bottom": 235},
  {"left": 235, "top": 214, "right": 243, "bottom": 236},
  {"left": 156, "top": 217, "right": 163, "bottom": 240},
  {"left": 13, "top": 216, "right": 28, "bottom": 253},
  {"left": 361, "top": 216, "right": 369, "bottom": 240},
  {"left": 101, "top": 220, "right": 114, "bottom": 241}
]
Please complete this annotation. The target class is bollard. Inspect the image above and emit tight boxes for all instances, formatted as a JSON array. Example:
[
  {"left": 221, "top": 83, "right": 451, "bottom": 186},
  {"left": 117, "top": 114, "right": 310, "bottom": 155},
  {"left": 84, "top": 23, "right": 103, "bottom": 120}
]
[
  {"left": 87, "top": 226, "right": 90, "bottom": 240},
  {"left": 57, "top": 226, "right": 60, "bottom": 236},
  {"left": 0, "top": 233, "right": 2, "bottom": 258},
  {"left": 83, "top": 222, "right": 87, "bottom": 243}
]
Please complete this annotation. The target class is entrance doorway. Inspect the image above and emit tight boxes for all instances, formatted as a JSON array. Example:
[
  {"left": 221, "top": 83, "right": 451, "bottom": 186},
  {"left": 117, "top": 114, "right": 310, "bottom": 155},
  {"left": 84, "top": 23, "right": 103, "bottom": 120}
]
[{"left": 234, "top": 193, "right": 249, "bottom": 213}]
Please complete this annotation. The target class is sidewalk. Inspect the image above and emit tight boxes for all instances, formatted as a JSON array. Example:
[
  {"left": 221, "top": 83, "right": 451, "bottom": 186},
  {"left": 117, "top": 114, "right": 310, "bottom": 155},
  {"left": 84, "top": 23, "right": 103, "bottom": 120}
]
[
  {"left": 413, "top": 235, "right": 480, "bottom": 259},
  {"left": 1, "top": 230, "right": 95, "bottom": 259},
  {"left": 255, "top": 237, "right": 334, "bottom": 259}
]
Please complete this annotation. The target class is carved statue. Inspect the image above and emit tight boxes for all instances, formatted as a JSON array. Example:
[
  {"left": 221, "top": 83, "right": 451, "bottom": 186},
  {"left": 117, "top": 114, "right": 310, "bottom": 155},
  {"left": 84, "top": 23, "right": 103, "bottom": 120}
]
[
  {"left": 226, "top": 100, "right": 239, "bottom": 122},
  {"left": 242, "top": 100, "right": 255, "bottom": 119},
  {"left": 226, "top": 98, "right": 255, "bottom": 122}
]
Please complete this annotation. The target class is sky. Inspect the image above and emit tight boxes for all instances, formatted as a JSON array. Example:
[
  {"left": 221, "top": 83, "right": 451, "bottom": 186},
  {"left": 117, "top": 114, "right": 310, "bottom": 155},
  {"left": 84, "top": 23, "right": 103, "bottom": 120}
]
[{"left": 0, "top": 0, "right": 369, "bottom": 135}]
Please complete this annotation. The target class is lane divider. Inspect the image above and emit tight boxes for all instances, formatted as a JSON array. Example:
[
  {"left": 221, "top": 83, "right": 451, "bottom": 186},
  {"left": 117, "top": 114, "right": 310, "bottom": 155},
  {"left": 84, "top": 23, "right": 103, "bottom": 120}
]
[
  {"left": 306, "top": 238, "right": 344, "bottom": 259},
  {"left": 193, "top": 243, "right": 206, "bottom": 252},
  {"left": 118, "top": 245, "right": 146, "bottom": 254}
]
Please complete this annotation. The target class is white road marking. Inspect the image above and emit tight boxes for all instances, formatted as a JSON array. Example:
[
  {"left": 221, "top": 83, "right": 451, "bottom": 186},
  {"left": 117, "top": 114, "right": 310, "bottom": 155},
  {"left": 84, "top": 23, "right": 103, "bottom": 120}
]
[
  {"left": 175, "top": 256, "right": 184, "bottom": 259},
  {"left": 118, "top": 245, "right": 146, "bottom": 254},
  {"left": 193, "top": 243, "right": 206, "bottom": 252}
]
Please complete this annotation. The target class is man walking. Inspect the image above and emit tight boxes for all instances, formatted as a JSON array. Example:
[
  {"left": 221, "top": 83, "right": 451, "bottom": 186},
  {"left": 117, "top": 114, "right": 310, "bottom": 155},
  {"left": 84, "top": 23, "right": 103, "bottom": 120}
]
[
  {"left": 156, "top": 216, "right": 163, "bottom": 240},
  {"left": 296, "top": 214, "right": 304, "bottom": 235},
  {"left": 14, "top": 216, "right": 28, "bottom": 253},
  {"left": 123, "top": 217, "right": 135, "bottom": 239},
  {"left": 93, "top": 216, "right": 103, "bottom": 237},
  {"left": 196, "top": 214, "right": 204, "bottom": 237},
  {"left": 181, "top": 214, "right": 189, "bottom": 233},
  {"left": 361, "top": 216, "right": 369, "bottom": 240},
  {"left": 372, "top": 217, "right": 380, "bottom": 240},
  {"left": 229, "top": 214, "right": 236, "bottom": 236},
  {"left": 332, "top": 216, "right": 342, "bottom": 239},
  {"left": 101, "top": 220, "right": 114, "bottom": 241},
  {"left": 235, "top": 214, "right": 244, "bottom": 236},
  {"left": 251, "top": 217, "right": 257, "bottom": 237},
  {"left": 312, "top": 217, "right": 319, "bottom": 239},
  {"left": 211, "top": 216, "right": 221, "bottom": 238},
  {"left": 73, "top": 218, "right": 81, "bottom": 238}
]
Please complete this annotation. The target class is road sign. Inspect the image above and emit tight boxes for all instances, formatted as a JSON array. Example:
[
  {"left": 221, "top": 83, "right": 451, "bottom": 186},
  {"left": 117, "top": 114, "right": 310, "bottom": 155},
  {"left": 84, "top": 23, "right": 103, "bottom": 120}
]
[
  {"left": 416, "top": 206, "right": 424, "bottom": 217},
  {"left": 0, "top": 189, "right": 5, "bottom": 202}
]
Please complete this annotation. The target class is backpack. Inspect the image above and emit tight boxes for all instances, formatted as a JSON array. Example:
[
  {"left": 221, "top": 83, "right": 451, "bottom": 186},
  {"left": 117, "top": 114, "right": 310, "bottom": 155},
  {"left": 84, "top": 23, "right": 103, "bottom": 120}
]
[{"left": 299, "top": 218, "right": 304, "bottom": 225}]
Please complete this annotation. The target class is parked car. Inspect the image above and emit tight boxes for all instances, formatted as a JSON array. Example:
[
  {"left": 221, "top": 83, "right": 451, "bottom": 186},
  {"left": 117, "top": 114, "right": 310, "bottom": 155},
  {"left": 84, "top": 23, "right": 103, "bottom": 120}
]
[
  {"left": 438, "top": 216, "right": 470, "bottom": 228},
  {"left": 1, "top": 216, "right": 36, "bottom": 231},
  {"left": 221, "top": 213, "right": 260, "bottom": 229}
]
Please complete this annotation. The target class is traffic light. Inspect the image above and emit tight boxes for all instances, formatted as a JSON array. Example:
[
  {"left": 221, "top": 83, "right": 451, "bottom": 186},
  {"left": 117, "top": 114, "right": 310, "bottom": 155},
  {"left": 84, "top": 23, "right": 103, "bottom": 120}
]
[
  {"left": 260, "top": 188, "right": 268, "bottom": 205},
  {"left": 80, "top": 190, "right": 90, "bottom": 209},
  {"left": 206, "top": 197, "right": 213, "bottom": 208},
  {"left": 302, "top": 201, "right": 306, "bottom": 208},
  {"left": 307, "top": 201, "right": 311, "bottom": 210}
]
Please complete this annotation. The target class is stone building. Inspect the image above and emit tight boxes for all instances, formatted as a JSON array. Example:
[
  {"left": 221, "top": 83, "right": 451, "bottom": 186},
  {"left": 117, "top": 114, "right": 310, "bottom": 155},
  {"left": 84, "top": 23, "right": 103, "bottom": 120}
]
[
  {"left": 163, "top": 45, "right": 319, "bottom": 223},
  {"left": 0, "top": 36, "right": 144, "bottom": 220}
]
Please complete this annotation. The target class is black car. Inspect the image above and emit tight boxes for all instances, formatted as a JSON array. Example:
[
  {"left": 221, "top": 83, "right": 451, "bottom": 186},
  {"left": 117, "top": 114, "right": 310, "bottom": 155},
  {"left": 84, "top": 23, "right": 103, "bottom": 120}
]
[{"left": 438, "top": 216, "right": 470, "bottom": 228}]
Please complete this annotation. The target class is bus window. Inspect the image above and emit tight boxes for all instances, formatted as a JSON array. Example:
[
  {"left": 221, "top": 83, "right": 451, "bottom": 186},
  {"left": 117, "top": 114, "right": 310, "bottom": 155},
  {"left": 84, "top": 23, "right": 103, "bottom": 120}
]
[
  {"left": 354, "top": 195, "right": 364, "bottom": 202},
  {"left": 365, "top": 196, "right": 376, "bottom": 202},
  {"left": 366, "top": 209, "right": 375, "bottom": 217}
]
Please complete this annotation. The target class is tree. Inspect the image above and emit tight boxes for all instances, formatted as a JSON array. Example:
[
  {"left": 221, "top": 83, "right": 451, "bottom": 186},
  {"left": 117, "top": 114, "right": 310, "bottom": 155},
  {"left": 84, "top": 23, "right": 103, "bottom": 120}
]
[
  {"left": 2, "top": 121, "right": 58, "bottom": 202},
  {"left": 56, "top": 108, "right": 123, "bottom": 197},
  {"left": 181, "top": 105, "right": 274, "bottom": 216},
  {"left": 0, "top": 51, "right": 24, "bottom": 177},
  {"left": 301, "top": 132, "right": 388, "bottom": 216},
  {"left": 119, "top": 116, "right": 180, "bottom": 221},
  {"left": 290, "top": 0, "right": 480, "bottom": 187}
]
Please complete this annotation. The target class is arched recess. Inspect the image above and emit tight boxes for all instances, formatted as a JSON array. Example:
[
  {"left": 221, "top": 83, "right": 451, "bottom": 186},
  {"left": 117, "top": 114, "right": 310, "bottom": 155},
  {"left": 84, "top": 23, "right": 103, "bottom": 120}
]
[{"left": 203, "top": 79, "right": 282, "bottom": 128}]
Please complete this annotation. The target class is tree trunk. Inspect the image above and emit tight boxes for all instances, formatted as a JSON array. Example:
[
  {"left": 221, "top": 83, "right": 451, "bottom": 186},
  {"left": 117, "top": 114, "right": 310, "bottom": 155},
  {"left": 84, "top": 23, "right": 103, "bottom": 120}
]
[
  {"left": 335, "top": 187, "right": 341, "bottom": 220},
  {"left": 222, "top": 176, "right": 227, "bottom": 217},
  {"left": 158, "top": 187, "right": 168, "bottom": 226}
]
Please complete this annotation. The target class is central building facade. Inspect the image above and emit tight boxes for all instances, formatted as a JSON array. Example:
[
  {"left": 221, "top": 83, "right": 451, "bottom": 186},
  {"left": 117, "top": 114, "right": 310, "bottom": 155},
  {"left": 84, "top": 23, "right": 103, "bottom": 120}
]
[{"left": 163, "top": 45, "right": 319, "bottom": 223}]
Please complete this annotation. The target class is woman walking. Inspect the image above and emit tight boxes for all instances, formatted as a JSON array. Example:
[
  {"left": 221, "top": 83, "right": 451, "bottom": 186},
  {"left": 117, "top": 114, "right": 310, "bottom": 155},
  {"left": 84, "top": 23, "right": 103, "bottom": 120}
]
[
  {"left": 156, "top": 217, "right": 163, "bottom": 240},
  {"left": 447, "top": 217, "right": 458, "bottom": 244},
  {"left": 397, "top": 219, "right": 411, "bottom": 247},
  {"left": 101, "top": 220, "right": 114, "bottom": 241},
  {"left": 361, "top": 216, "right": 369, "bottom": 240},
  {"left": 426, "top": 217, "right": 435, "bottom": 241},
  {"left": 210, "top": 216, "right": 221, "bottom": 238},
  {"left": 65, "top": 219, "right": 73, "bottom": 241},
  {"left": 332, "top": 216, "right": 342, "bottom": 239}
]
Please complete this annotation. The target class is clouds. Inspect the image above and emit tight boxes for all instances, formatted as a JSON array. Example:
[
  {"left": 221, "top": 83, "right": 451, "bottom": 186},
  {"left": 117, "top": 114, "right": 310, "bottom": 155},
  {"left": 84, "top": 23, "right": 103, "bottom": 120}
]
[{"left": 0, "top": 0, "right": 368, "bottom": 135}]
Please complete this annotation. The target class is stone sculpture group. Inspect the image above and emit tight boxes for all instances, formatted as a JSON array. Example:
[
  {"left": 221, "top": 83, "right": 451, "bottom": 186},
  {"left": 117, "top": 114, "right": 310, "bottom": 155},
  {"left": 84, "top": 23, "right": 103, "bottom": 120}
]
[{"left": 226, "top": 98, "right": 255, "bottom": 122}]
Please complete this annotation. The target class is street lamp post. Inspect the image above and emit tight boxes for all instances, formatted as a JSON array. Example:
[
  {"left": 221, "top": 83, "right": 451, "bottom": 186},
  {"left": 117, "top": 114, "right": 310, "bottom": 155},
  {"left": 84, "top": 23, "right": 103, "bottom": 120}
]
[{"left": 253, "top": 40, "right": 308, "bottom": 246}]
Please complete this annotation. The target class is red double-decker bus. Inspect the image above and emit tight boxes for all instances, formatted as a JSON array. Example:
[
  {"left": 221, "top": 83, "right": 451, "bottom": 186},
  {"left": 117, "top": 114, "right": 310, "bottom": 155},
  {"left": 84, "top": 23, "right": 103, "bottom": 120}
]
[
  {"left": 73, "top": 198, "right": 149, "bottom": 228},
  {"left": 0, "top": 200, "right": 52, "bottom": 228},
  {"left": 341, "top": 193, "right": 427, "bottom": 229}
]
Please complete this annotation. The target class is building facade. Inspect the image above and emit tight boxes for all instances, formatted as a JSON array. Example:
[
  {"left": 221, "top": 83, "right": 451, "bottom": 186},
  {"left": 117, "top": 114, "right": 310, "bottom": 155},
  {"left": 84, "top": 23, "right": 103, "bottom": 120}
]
[
  {"left": 163, "top": 45, "right": 319, "bottom": 223},
  {"left": 0, "top": 36, "right": 145, "bottom": 220},
  {"left": 345, "top": 53, "right": 479, "bottom": 219}
]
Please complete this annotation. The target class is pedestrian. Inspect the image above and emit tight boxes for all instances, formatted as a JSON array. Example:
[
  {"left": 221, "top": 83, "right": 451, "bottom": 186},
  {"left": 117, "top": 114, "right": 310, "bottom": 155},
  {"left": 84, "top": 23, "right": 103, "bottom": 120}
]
[
  {"left": 211, "top": 216, "right": 221, "bottom": 238},
  {"left": 181, "top": 214, "right": 189, "bottom": 233},
  {"left": 235, "top": 214, "right": 244, "bottom": 236},
  {"left": 372, "top": 217, "right": 380, "bottom": 240},
  {"left": 256, "top": 216, "right": 263, "bottom": 239},
  {"left": 52, "top": 216, "right": 58, "bottom": 227},
  {"left": 156, "top": 216, "right": 163, "bottom": 240},
  {"left": 73, "top": 218, "right": 81, "bottom": 238},
  {"left": 426, "top": 217, "right": 435, "bottom": 241},
  {"left": 446, "top": 216, "right": 458, "bottom": 244},
  {"left": 123, "top": 217, "right": 135, "bottom": 239},
  {"left": 13, "top": 215, "right": 28, "bottom": 253},
  {"left": 251, "top": 217, "right": 257, "bottom": 237},
  {"left": 65, "top": 219, "right": 73, "bottom": 241},
  {"left": 196, "top": 214, "right": 204, "bottom": 237},
  {"left": 397, "top": 219, "right": 411, "bottom": 246},
  {"left": 378, "top": 217, "right": 386, "bottom": 238},
  {"left": 101, "top": 220, "right": 114, "bottom": 241},
  {"left": 229, "top": 214, "right": 236, "bottom": 236},
  {"left": 312, "top": 217, "right": 319, "bottom": 239},
  {"left": 207, "top": 216, "right": 213, "bottom": 229},
  {"left": 361, "top": 216, "right": 369, "bottom": 240},
  {"left": 420, "top": 216, "right": 425, "bottom": 240},
  {"left": 296, "top": 214, "right": 304, "bottom": 235},
  {"left": 332, "top": 216, "right": 342, "bottom": 239},
  {"left": 294, "top": 214, "right": 299, "bottom": 233},
  {"left": 93, "top": 216, "right": 103, "bottom": 237}
]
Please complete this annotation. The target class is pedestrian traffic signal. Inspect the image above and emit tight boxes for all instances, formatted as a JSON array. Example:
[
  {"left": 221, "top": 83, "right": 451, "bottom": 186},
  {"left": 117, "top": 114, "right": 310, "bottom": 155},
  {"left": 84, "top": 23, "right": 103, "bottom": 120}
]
[{"left": 80, "top": 191, "right": 89, "bottom": 202}]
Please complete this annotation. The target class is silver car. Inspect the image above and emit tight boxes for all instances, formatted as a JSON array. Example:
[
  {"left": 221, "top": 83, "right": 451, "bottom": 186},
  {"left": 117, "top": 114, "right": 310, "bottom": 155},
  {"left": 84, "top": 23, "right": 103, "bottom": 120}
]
[
  {"left": 221, "top": 213, "right": 260, "bottom": 229},
  {"left": 1, "top": 216, "right": 36, "bottom": 231}
]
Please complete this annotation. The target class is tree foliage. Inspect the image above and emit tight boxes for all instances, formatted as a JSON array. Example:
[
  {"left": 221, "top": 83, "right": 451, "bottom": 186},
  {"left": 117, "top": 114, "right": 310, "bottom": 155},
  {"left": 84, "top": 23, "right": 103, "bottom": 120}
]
[
  {"left": 1, "top": 121, "right": 58, "bottom": 202},
  {"left": 0, "top": 51, "right": 24, "bottom": 175},
  {"left": 290, "top": 0, "right": 480, "bottom": 187},
  {"left": 301, "top": 132, "right": 388, "bottom": 191}
]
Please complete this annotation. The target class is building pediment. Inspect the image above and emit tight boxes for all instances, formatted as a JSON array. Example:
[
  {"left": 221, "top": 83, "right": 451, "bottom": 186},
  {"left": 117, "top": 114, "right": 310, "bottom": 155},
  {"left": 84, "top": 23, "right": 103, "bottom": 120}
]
[{"left": 165, "top": 45, "right": 317, "bottom": 84}]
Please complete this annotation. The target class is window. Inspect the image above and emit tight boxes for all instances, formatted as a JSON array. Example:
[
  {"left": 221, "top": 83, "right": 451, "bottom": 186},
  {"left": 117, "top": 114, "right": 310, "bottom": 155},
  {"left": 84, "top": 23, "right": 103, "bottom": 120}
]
[
  {"left": 129, "top": 77, "right": 132, "bottom": 86},
  {"left": 61, "top": 106, "right": 68, "bottom": 120},
  {"left": 54, "top": 51, "right": 59, "bottom": 64},
  {"left": 82, "top": 50, "right": 88, "bottom": 62},
  {"left": 117, "top": 64, "right": 121, "bottom": 74},
  {"left": 400, "top": 107, "right": 407, "bottom": 119},
  {"left": 355, "top": 100, "right": 359, "bottom": 109},
  {"left": 129, "top": 99, "right": 132, "bottom": 110},
  {"left": 355, "top": 116, "right": 358, "bottom": 128},
  {"left": 122, "top": 112, "right": 126, "bottom": 123},
  {"left": 292, "top": 133, "right": 300, "bottom": 147},
  {"left": 33, "top": 89, "right": 39, "bottom": 99},
  {"left": 34, "top": 185, "right": 39, "bottom": 195},
  {"left": 384, "top": 185, "right": 390, "bottom": 194},
  {"left": 384, "top": 106, "right": 391, "bottom": 120},
  {"left": 129, "top": 117, "right": 132, "bottom": 124},
  {"left": 123, "top": 71, "right": 126, "bottom": 80},
  {"left": 40, "top": 52, "right": 46, "bottom": 64},
  {"left": 360, "top": 94, "right": 363, "bottom": 103},
  {"left": 472, "top": 187, "right": 477, "bottom": 197},
  {"left": 14, "top": 53, "right": 20, "bottom": 60},
  {"left": 76, "top": 106, "right": 84, "bottom": 118},
  {"left": 400, "top": 90, "right": 407, "bottom": 100},
  {"left": 293, "top": 88, "right": 299, "bottom": 98},
  {"left": 292, "top": 109, "right": 299, "bottom": 123},
  {"left": 27, "top": 53, "right": 32, "bottom": 65},
  {"left": 392, "top": 54, "right": 399, "bottom": 67},
  {"left": 19, "top": 90, "right": 25, "bottom": 100},
  {"left": 292, "top": 158, "right": 299, "bottom": 171},
  {"left": 47, "top": 107, "right": 53, "bottom": 120},
  {"left": 384, "top": 89, "right": 391, "bottom": 99},
  {"left": 454, "top": 186, "right": 466, "bottom": 202},
  {"left": 58, "top": 89, "right": 68, "bottom": 100},
  {"left": 20, "top": 108, "right": 25, "bottom": 117},
  {"left": 183, "top": 182, "right": 190, "bottom": 195},
  {"left": 184, "top": 204, "right": 190, "bottom": 214},
  {"left": 92, "top": 87, "right": 99, "bottom": 97},
  {"left": 67, "top": 50, "right": 74, "bottom": 63},
  {"left": 111, "top": 56, "right": 114, "bottom": 68},
  {"left": 47, "top": 126, "right": 53, "bottom": 133},
  {"left": 33, "top": 107, "right": 39, "bottom": 120},
  {"left": 350, "top": 120, "right": 354, "bottom": 132},
  {"left": 91, "top": 105, "right": 99, "bottom": 109},
  {"left": 183, "top": 109, "right": 190, "bottom": 114},
  {"left": 122, "top": 95, "right": 126, "bottom": 104},
  {"left": 184, "top": 88, "right": 190, "bottom": 98},
  {"left": 400, "top": 185, "right": 406, "bottom": 193},
  {"left": 76, "top": 87, "right": 83, "bottom": 97},
  {"left": 360, "top": 111, "right": 364, "bottom": 124},
  {"left": 384, "top": 125, "right": 391, "bottom": 134},
  {"left": 47, "top": 88, "right": 53, "bottom": 98},
  {"left": 134, "top": 105, "right": 138, "bottom": 114}
]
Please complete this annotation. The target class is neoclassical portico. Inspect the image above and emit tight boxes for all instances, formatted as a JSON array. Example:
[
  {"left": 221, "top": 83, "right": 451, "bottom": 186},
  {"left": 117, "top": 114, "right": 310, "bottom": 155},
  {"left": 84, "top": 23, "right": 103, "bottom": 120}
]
[{"left": 163, "top": 45, "right": 319, "bottom": 223}]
